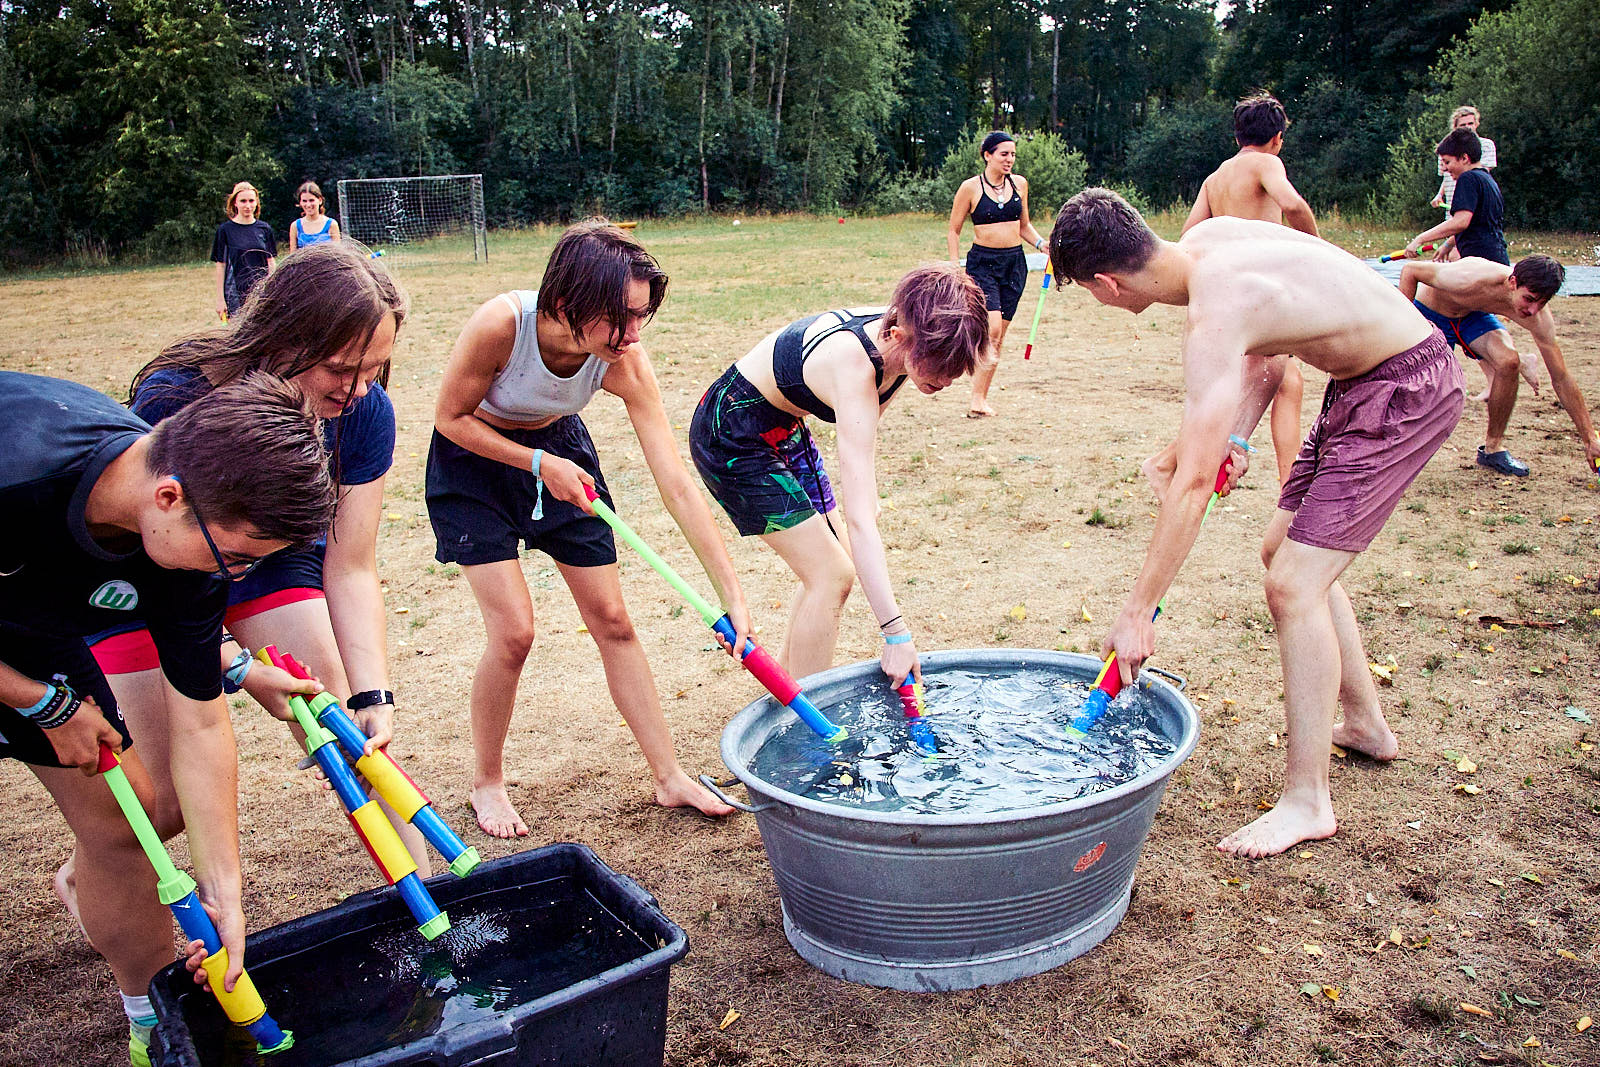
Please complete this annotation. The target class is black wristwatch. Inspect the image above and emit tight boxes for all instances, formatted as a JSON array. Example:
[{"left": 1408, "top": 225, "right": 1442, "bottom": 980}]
[{"left": 347, "top": 689, "right": 395, "bottom": 711}]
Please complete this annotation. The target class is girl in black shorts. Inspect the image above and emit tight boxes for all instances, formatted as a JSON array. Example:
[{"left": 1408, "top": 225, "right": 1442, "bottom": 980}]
[
  {"left": 427, "top": 220, "right": 753, "bottom": 838},
  {"left": 946, "top": 131, "right": 1049, "bottom": 417}
]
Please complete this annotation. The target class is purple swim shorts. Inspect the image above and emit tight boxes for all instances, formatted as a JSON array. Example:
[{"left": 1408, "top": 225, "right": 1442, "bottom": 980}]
[{"left": 1278, "top": 328, "right": 1464, "bottom": 553}]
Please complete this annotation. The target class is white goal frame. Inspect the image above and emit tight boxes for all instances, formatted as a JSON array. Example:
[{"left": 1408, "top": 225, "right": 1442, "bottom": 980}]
[{"left": 336, "top": 174, "right": 488, "bottom": 263}]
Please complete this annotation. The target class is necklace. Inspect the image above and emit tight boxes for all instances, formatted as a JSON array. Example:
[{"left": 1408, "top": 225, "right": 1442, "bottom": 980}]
[{"left": 980, "top": 171, "right": 1010, "bottom": 199}]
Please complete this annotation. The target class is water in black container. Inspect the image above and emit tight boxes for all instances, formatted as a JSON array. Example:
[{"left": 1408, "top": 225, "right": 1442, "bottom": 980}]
[{"left": 149, "top": 845, "right": 687, "bottom": 1067}]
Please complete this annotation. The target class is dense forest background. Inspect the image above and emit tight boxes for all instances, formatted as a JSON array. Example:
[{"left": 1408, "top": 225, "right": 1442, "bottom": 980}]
[{"left": 1, "top": 0, "right": 1595, "bottom": 263}]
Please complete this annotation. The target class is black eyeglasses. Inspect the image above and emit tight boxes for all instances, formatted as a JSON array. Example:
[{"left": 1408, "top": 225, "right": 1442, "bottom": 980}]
[{"left": 179, "top": 480, "right": 265, "bottom": 581}]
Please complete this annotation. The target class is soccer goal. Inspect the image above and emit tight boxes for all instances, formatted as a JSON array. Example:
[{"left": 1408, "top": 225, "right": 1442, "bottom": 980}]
[{"left": 336, "top": 174, "right": 488, "bottom": 264}]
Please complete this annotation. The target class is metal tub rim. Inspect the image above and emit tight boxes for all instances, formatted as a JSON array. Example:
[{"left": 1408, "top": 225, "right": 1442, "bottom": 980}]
[{"left": 719, "top": 648, "right": 1200, "bottom": 827}]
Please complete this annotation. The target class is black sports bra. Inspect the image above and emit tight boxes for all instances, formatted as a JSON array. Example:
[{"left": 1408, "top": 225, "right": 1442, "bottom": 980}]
[
  {"left": 771, "top": 310, "right": 906, "bottom": 423},
  {"left": 971, "top": 175, "right": 1021, "bottom": 225}
]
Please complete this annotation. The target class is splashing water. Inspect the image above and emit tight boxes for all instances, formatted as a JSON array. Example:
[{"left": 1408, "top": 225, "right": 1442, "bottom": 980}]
[{"left": 747, "top": 667, "right": 1180, "bottom": 815}]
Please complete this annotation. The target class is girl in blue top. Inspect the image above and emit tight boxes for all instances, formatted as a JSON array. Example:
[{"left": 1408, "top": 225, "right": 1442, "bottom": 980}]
[
  {"left": 289, "top": 180, "right": 341, "bottom": 251},
  {"left": 68, "top": 243, "right": 431, "bottom": 921}
]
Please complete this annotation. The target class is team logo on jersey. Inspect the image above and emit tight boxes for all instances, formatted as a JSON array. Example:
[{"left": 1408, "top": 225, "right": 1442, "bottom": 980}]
[{"left": 89, "top": 580, "right": 139, "bottom": 611}]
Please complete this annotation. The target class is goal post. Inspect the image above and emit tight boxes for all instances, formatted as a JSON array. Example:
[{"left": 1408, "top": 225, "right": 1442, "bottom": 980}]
[{"left": 336, "top": 174, "right": 487, "bottom": 264}]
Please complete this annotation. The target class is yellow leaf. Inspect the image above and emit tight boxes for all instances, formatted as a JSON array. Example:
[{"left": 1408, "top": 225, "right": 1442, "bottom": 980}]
[
  {"left": 1467, "top": 560, "right": 1479, "bottom": 570},
  {"left": 1322, "top": 986, "right": 1340, "bottom": 1001},
  {"left": 1268, "top": 733, "right": 1280, "bottom": 748},
  {"left": 1455, "top": 783, "right": 1482, "bottom": 796},
  {"left": 838, "top": 773, "right": 854, "bottom": 786},
  {"left": 1489, "top": 623, "right": 1507, "bottom": 632},
  {"left": 1577, "top": 1016, "right": 1593, "bottom": 1032},
  {"left": 1369, "top": 663, "right": 1394, "bottom": 685},
  {"left": 1523, "top": 1035, "right": 1541, "bottom": 1048},
  {"left": 1061, "top": 540, "right": 1072, "bottom": 549},
  {"left": 1331, "top": 744, "right": 1348, "bottom": 758},
  {"left": 577, "top": 624, "right": 589, "bottom": 634},
  {"left": 1297, "top": 851, "right": 1313, "bottom": 859},
  {"left": 394, "top": 606, "right": 410, "bottom": 614},
  {"left": 386, "top": 512, "right": 403, "bottom": 520},
  {"left": 1196, "top": 693, "right": 1211, "bottom": 702},
  {"left": 1302, "top": 943, "right": 1324, "bottom": 956},
  {"left": 1456, "top": 758, "right": 1478, "bottom": 774},
  {"left": 718, "top": 1008, "right": 741, "bottom": 1031},
  {"left": 1009, "top": 603, "right": 1028, "bottom": 621},
  {"left": 1080, "top": 603, "right": 1093, "bottom": 623},
  {"left": 1254, "top": 945, "right": 1273, "bottom": 955},
  {"left": 1390, "top": 928, "right": 1404, "bottom": 945},
  {"left": 1557, "top": 949, "right": 1578, "bottom": 960},
  {"left": 1460, "top": 1003, "right": 1493, "bottom": 1017}
]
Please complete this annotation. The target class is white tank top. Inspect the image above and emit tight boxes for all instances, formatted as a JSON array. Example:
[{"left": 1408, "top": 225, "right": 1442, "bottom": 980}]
[{"left": 477, "top": 290, "right": 610, "bottom": 421}]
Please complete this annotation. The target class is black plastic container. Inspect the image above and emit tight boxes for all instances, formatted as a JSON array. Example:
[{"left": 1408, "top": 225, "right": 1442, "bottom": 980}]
[{"left": 149, "top": 843, "right": 688, "bottom": 1067}]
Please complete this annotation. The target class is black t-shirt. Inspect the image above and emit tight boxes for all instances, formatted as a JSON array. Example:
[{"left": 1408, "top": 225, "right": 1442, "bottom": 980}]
[
  {"left": 0, "top": 373, "right": 226, "bottom": 701},
  {"left": 1449, "top": 168, "right": 1507, "bottom": 265},
  {"left": 210, "top": 219, "right": 277, "bottom": 312}
]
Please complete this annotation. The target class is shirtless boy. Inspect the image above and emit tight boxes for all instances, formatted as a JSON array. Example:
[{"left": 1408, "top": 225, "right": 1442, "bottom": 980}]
[
  {"left": 1401, "top": 254, "right": 1598, "bottom": 475},
  {"left": 1050, "top": 189, "right": 1464, "bottom": 858},
  {"left": 1182, "top": 92, "right": 1319, "bottom": 486}
]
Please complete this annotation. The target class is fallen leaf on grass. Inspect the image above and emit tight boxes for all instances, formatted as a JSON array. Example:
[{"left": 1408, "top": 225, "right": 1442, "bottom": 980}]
[
  {"left": 1268, "top": 733, "right": 1280, "bottom": 748},
  {"left": 1460, "top": 965, "right": 1478, "bottom": 980},
  {"left": 1300, "top": 982, "right": 1321, "bottom": 997},
  {"left": 1331, "top": 744, "right": 1349, "bottom": 759},
  {"left": 1106, "top": 1036, "right": 1130, "bottom": 1052},
  {"left": 1080, "top": 604, "right": 1092, "bottom": 623},
  {"left": 1487, "top": 877, "right": 1505, "bottom": 887},
  {"left": 1322, "top": 986, "right": 1340, "bottom": 1001},
  {"left": 1461, "top": 1002, "right": 1494, "bottom": 1017},
  {"left": 1520, "top": 872, "right": 1544, "bottom": 885},
  {"left": 1254, "top": 945, "right": 1273, "bottom": 955},
  {"left": 1566, "top": 707, "right": 1593, "bottom": 724},
  {"left": 718, "top": 1008, "right": 741, "bottom": 1031},
  {"left": 1455, "top": 783, "right": 1482, "bottom": 796},
  {"left": 1390, "top": 928, "right": 1405, "bottom": 945},
  {"left": 1577, "top": 1016, "right": 1592, "bottom": 1032},
  {"left": 1369, "top": 663, "right": 1395, "bottom": 684},
  {"left": 1556, "top": 949, "right": 1578, "bottom": 960},
  {"left": 1303, "top": 943, "right": 1324, "bottom": 956},
  {"left": 1457, "top": 757, "right": 1478, "bottom": 774},
  {"left": 1009, "top": 604, "right": 1027, "bottom": 621},
  {"left": 1523, "top": 1035, "right": 1541, "bottom": 1048}
]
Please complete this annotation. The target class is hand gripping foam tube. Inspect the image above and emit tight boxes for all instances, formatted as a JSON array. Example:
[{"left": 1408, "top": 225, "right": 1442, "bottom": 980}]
[
  {"left": 97, "top": 745, "right": 293, "bottom": 1054},
  {"left": 1379, "top": 243, "right": 1435, "bottom": 263},
  {"left": 897, "top": 672, "right": 938, "bottom": 754},
  {"left": 583, "top": 486, "right": 847, "bottom": 742},
  {"left": 1069, "top": 457, "right": 1233, "bottom": 738},
  {"left": 256, "top": 650, "right": 450, "bottom": 940},
  {"left": 268, "top": 651, "right": 480, "bottom": 878}
]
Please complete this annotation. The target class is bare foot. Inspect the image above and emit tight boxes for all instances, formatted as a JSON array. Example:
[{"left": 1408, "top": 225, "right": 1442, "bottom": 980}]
[
  {"left": 966, "top": 406, "right": 994, "bottom": 418},
  {"left": 1517, "top": 350, "right": 1542, "bottom": 396},
  {"left": 54, "top": 855, "right": 93, "bottom": 946},
  {"left": 1332, "top": 717, "right": 1399, "bottom": 761},
  {"left": 1472, "top": 386, "right": 1490, "bottom": 403},
  {"left": 655, "top": 771, "right": 735, "bottom": 817},
  {"left": 1218, "top": 796, "right": 1337, "bottom": 859},
  {"left": 470, "top": 784, "right": 529, "bottom": 839}
]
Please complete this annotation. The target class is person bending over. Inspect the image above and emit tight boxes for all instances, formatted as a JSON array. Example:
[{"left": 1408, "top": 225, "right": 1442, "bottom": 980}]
[{"left": 1051, "top": 189, "right": 1464, "bottom": 859}]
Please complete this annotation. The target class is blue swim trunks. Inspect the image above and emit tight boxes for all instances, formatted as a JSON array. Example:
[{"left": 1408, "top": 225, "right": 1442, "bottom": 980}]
[
  {"left": 1412, "top": 300, "right": 1504, "bottom": 360},
  {"left": 690, "top": 365, "right": 836, "bottom": 536}
]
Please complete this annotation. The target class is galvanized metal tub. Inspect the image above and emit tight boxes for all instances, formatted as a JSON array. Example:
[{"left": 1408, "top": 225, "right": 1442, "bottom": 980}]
[{"left": 704, "top": 649, "right": 1199, "bottom": 992}]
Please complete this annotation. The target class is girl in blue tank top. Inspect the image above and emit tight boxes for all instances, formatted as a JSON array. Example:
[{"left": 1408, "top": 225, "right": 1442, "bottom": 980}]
[
  {"left": 425, "top": 219, "right": 755, "bottom": 838},
  {"left": 289, "top": 180, "right": 341, "bottom": 250}
]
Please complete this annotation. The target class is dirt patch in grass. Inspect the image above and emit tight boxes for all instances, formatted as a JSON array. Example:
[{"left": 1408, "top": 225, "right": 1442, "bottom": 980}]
[{"left": 1, "top": 216, "right": 1597, "bottom": 1066}]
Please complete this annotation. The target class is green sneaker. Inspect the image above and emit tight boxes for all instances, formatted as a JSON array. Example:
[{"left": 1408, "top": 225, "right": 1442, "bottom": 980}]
[{"left": 129, "top": 1029, "right": 152, "bottom": 1067}]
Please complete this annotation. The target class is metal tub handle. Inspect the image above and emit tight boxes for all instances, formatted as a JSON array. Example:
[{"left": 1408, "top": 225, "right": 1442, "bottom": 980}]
[
  {"left": 698, "top": 774, "right": 777, "bottom": 814},
  {"left": 1142, "top": 666, "right": 1187, "bottom": 691}
]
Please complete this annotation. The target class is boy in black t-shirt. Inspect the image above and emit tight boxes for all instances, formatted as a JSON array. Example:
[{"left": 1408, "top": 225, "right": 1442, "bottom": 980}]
[
  {"left": 1403, "top": 129, "right": 1507, "bottom": 265},
  {"left": 0, "top": 371, "right": 332, "bottom": 1062}
]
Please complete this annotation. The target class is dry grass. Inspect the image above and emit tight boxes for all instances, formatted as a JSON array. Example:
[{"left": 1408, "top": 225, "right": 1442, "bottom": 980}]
[{"left": 1, "top": 215, "right": 1597, "bottom": 1067}]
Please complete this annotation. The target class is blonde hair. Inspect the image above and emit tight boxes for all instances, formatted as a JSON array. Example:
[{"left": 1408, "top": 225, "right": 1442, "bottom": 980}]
[
  {"left": 1450, "top": 105, "right": 1480, "bottom": 126},
  {"left": 226, "top": 181, "right": 262, "bottom": 218}
]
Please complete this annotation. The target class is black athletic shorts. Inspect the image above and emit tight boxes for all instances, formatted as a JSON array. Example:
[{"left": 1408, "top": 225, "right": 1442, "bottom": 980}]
[
  {"left": 425, "top": 416, "right": 618, "bottom": 569},
  {"left": 964, "top": 243, "right": 1028, "bottom": 320},
  {"left": 0, "top": 628, "right": 129, "bottom": 767}
]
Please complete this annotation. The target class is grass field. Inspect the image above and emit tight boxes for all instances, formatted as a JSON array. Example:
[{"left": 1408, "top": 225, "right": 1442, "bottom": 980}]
[{"left": 1, "top": 213, "right": 1598, "bottom": 1067}]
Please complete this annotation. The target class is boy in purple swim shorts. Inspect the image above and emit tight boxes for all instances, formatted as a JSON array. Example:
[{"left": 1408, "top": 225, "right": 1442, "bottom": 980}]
[{"left": 1050, "top": 189, "right": 1465, "bottom": 860}]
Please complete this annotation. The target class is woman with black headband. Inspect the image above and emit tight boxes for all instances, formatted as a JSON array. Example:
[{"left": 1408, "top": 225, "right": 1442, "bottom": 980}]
[{"left": 947, "top": 130, "right": 1048, "bottom": 417}]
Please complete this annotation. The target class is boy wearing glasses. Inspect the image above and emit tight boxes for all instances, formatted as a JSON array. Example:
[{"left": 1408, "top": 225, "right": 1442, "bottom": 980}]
[{"left": 0, "top": 371, "right": 332, "bottom": 1065}]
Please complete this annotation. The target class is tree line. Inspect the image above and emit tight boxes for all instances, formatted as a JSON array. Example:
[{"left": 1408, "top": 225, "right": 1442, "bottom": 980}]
[{"left": 1, "top": 0, "right": 1594, "bottom": 263}]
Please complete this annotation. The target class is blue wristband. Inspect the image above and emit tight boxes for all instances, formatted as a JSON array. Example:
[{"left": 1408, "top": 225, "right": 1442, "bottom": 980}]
[
  {"left": 18, "top": 683, "right": 56, "bottom": 718},
  {"left": 222, "top": 649, "right": 253, "bottom": 693},
  {"left": 883, "top": 632, "right": 913, "bottom": 646},
  {"left": 530, "top": 449, "right": 545, "bottom": 521},
  {"left": 1228, "top": 434, "right": 1256, "bottom": 453}
]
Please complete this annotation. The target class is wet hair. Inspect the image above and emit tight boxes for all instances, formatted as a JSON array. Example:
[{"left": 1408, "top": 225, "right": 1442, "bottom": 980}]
[
  {"left": 225, "top": 181, "right": 261, "bottom": 218},
  {"left": 1510, "top": 254, "right": 1565, "bottom": 302},
  {"left": 1234, "top": 93, "right": 1288, "bottom": 147},
  {"left": 1450, "top": 105, "right": 1480, "bottom": 127},
  {"left": 1437, "top": 128, "right": 1482, "bottom": 163},
  {"left": 1048, "top": 188, "right": 1160, "bottom": 284},
  {"left": 133, "top": 242, "right": 406, "bottom": 485},
  {"left": 981, "top": 131, "right": 1015, "bottom": 158},
  {"left": 146, "top": 371, "right": 335, "bottom": 550},
  {"left": 537, "top": 219, "right": 668, "bottom": 350},
  {"left": 295, "top": 180, "right": 325, "bottom": 207},
  {"left": 879, "top": 264, "right": 988, "bottom": 381}
]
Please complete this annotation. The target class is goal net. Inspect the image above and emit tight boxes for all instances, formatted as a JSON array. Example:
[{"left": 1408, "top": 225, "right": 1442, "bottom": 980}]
[{"left": 336, "top": 174, "right": 487, "bottom": 264}]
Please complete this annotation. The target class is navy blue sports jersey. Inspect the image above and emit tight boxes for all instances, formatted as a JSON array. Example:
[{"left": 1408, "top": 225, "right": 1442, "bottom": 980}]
[
  {"left": 1449, "top": 168, "right": 1507, "bottom": 265},
  {"left": 0, "top": 373, "right": 226, "bottom": 701}
]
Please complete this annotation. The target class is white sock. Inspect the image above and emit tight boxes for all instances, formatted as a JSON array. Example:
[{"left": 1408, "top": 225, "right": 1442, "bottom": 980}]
[{"left": 121, "top": 992, "right": 157, "bottom": 1037}]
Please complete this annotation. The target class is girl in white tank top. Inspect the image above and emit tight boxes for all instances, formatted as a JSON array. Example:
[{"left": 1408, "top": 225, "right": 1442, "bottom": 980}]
[{"left": 425, "top": 220, "right": 754, "bottom": 838}]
